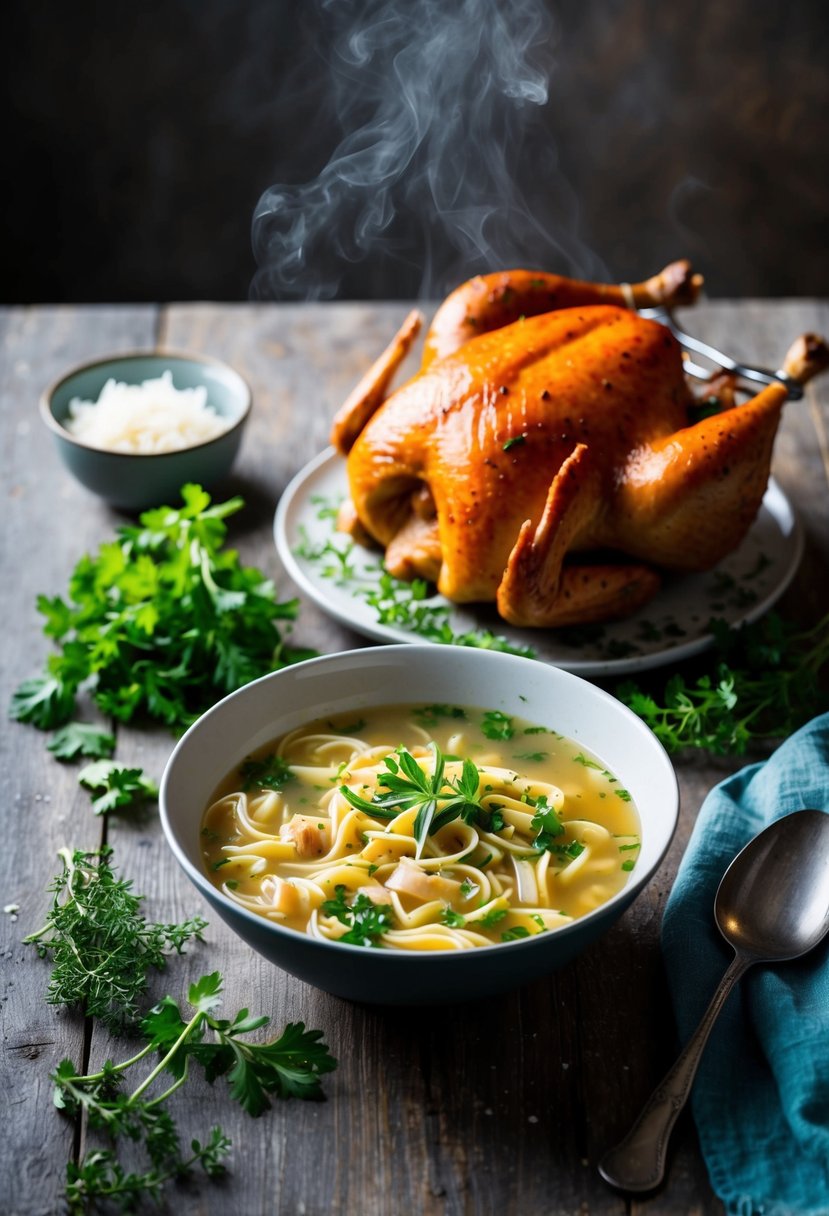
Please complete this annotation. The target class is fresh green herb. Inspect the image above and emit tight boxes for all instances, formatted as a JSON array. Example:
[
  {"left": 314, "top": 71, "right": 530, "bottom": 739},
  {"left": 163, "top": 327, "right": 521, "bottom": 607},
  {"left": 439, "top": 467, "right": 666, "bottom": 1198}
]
[
  {"left": 531, "top": 914, "right": 547, "bottom": 929},
  {"left": 475, "top": 853, "right": 494, "bottom": 870},
  {"left": 239, "top": 753, "right": 295, "bottom": 792},
  {"left": 513, "top": 751, "right": 548, "bottom": 762},
  {"left": 440, "top": 908, "right": 466, "bottom": 928},
  {"left": 310, "top": 494, "right": 340, "bottom": 522},
  {"left": 559, "top": 840, "right": 585, "bottom": 861},
  {"left": 65, "top": 1133, "right": 230, "bottom": 1215},
  {"left": 9, "top": 674, "right": 76, "bottom": 729},
  {"left": 616, "top": 788, "right": 632, "bottom": 802},
  {"left": 523, "top": 725, "right": 548, "bottom": 735},
  {"left": 572, "top": 752, "right": 603, "bottom": 770},
  {"left": 212, "top": 858, "right": 232, "bottom": 871},
  {"left": 615, "top": 612, "right": 829, "bottom": 754},
  {"left": 363, "top": 570, "right": 535, "bottom": 656},
  {"left": 479, "top": 806, "right": 506, "bottom": 833},
  {"left": 621, "top": 859, "right": 636, "bottom": 872},
  {"left": 459, "top": 878, "right": 476, "bottom": 898},
  {"left": 481, "top": 711, "right": 514, "bottom": 740},
  {"left": 501, "top": 926, "right": 531, "bottom": 941},
  {"left": 294, "top": 499, "right": 535, "bottom": 658},
  {"left": 293, "top": 529, "right": 357, "bottom": 583},
  {"left": 24, "top": 847, "right": 207, "bottom": 1031},
  {"left": 10, "top": 484, "right": 308, "bottom": 739},
  {"left": 340, "top": 744, "right": 492, "bottom": 856},
  {"left": 55, "top": 972, "right": 335, "bottom": 1211},
  {"left": 411, "top": 704, "right": 467, "bottom": 727},
  {"left": 320, "top": 885, "right": 393, "bottom": 946},
  {"left": 367, "top": 863, "right": 380, "bottom": 877},
  {"left": 530, "top": 798, "right": 566, "bottom": 852},
  {"left": 618, "top": 842, "right": 640, "bottom": 852},
  {"left": 47, "top": 722, "right": 116, "bottom": 761},
  {"left": 502, "top": 435, "right": 526, "bottom": 452},
  {"left": 479, "top": 907, "right": 508, "bottom": 928},
  {"left": 78, "top": 761, "right": 159, "bottom": 816}
]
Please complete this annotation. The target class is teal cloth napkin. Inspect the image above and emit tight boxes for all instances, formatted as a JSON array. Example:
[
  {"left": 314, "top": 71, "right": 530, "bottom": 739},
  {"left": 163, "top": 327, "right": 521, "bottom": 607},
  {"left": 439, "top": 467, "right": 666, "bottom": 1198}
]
[{"left": 662, "top": 713, "right": 829, "bottom": 1216}]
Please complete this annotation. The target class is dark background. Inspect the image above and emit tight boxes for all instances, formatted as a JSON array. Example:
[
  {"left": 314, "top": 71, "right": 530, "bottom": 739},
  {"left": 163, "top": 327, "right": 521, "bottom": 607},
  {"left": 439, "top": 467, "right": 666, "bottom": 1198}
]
[{"left": 4, "top": 0, "right": 828, "bottom": 304}]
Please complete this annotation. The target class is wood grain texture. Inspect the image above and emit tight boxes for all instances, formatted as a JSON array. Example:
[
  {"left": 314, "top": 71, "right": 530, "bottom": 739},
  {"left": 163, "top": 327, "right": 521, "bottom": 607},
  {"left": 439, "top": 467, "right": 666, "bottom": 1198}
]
[{"left": 2, "top": 300, "right": 827, "bottom": 1216}]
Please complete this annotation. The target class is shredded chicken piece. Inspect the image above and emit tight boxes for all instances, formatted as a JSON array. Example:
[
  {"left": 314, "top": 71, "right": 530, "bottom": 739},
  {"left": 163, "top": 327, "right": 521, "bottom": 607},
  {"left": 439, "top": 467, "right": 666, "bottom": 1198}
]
[
  {"left": 385, "top": 857, "right": 462, "bottom": 902},
  {"left": 279, "top": 815, "right": 329, "bottom": 858}
]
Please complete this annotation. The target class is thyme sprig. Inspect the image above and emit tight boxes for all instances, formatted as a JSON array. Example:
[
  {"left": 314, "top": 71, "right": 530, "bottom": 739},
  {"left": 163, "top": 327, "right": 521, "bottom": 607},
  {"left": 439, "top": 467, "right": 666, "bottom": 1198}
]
[
  {"left": 24, "top": 847, "right": 207, "bottom": 1032},
  {"left": 615, "top": 612, "right": 829, "bottom": 754}
]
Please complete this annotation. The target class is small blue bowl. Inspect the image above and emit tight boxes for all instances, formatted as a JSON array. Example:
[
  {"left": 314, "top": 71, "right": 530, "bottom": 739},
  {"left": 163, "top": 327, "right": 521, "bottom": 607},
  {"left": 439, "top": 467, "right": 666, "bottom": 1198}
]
[{"left": 41, "top": 350, "right": 251, "bottom": 511}]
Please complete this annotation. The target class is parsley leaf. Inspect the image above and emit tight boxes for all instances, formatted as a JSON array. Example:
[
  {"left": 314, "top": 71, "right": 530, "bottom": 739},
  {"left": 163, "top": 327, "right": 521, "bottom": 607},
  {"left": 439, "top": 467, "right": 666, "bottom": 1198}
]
[
  {"left": 78, "top": 761, "right": 158, "bottom": 815},
  {"left": 47, "top": 722, "right": 116, "bottom": 761},
  {"left": 572, "top": 752, "right": 603, "bottom": 770},
  {"left": 501, "top": 925, "right": 531, "bottom": 941},
  {"left": 9, "top": 673, "right": 75, "bottom": 729},
  {"left": 320, "top": 885, "right": 393, "bottom": 946},
  {"left": 294, "top": 498, "right": 535, "bottom": 659},
  {"left": 480, "top": 710, "right": 514, "bottom": 740},
  {"left": 238, "top": 753, "right": 295, "bottom": 792},
  {"left": 530, "top": 797, "right": 566, "bottom": 852}
]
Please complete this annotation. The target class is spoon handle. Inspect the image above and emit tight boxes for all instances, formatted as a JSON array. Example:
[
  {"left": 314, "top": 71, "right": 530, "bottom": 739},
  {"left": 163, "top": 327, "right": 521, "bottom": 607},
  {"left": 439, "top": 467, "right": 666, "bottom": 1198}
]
[{"left": 598, "top": 951, "right": 753, "bottom": 1192}]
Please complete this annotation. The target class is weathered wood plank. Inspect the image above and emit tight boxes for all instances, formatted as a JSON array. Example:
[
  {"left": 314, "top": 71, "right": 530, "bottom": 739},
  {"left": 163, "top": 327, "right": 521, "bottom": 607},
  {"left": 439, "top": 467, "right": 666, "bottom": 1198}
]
[{"left": 0, "top": 305, "right": 158, "bottom": 1216}]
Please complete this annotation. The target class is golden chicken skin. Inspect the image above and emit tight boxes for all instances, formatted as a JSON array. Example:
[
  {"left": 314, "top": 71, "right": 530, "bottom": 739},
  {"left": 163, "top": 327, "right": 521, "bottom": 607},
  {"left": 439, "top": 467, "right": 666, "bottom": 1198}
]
[{"left": 331, "top": 261, "right": 827, "bottom": 628}]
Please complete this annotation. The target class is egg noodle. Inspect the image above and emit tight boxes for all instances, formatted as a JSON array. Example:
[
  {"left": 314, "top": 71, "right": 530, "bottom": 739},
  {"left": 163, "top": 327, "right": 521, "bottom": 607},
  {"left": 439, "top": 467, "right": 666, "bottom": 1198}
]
[{"left": 201, "top": 705, "right": 641, "bottom": 951}]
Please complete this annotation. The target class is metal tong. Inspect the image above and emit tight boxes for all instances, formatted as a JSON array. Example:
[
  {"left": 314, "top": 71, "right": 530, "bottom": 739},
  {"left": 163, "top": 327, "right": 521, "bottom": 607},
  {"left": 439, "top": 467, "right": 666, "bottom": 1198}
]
[{"left": 639, "top": 307, "right": 805, "bottom": 400}]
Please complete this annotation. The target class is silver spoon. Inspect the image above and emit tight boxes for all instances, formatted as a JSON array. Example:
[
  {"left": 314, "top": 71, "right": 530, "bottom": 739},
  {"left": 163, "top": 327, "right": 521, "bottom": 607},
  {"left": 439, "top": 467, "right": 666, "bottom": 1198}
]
[{"left": 599, "top": 807, "right": 829, "bottom": 1194}]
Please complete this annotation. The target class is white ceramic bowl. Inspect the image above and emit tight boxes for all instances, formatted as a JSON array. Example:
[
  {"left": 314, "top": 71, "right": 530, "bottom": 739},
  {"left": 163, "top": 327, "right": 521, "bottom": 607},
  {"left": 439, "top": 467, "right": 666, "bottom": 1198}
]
[{"left": 160, "top": 645, "right": 679, "bottom": 1004}]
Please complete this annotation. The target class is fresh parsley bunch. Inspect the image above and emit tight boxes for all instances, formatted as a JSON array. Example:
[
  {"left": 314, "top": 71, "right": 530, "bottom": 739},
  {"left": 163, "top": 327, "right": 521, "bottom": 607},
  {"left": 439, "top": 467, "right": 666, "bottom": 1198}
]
[{"left": 10, "top": 484, "right": 311, "bottom": 735}]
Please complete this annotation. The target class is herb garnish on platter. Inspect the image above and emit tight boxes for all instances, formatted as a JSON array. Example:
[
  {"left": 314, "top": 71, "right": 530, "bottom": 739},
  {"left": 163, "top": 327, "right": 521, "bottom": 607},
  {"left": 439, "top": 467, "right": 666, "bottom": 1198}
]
[{"left": 295, "top": 496, "right": 535, "bottom": 658}]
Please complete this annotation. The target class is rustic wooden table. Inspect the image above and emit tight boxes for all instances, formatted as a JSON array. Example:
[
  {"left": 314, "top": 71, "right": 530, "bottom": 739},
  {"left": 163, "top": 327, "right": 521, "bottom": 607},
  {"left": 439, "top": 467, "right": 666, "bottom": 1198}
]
[{"left": 1, "top": 299, "right": 827, "bottom": 1216}]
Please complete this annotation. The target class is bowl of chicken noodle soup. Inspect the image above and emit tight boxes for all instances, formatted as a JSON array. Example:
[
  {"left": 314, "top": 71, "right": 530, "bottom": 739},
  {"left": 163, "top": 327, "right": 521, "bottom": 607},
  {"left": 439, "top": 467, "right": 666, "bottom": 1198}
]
[{"left": 160, "top": 646, "right": 678, "bottom": 1004}]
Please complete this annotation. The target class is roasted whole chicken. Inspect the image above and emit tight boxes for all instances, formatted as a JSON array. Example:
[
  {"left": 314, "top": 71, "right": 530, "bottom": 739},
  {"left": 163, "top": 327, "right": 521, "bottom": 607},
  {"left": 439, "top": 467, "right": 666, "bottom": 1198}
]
[{"left": 331, "top": 261, "right": 828, "bottom": 627}]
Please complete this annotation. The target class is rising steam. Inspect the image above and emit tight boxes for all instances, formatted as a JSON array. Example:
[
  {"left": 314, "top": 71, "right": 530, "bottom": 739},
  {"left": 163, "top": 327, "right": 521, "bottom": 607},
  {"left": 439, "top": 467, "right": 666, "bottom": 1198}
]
[{"left": 251, "top": 0, "right": 604, "bottom": 301}]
